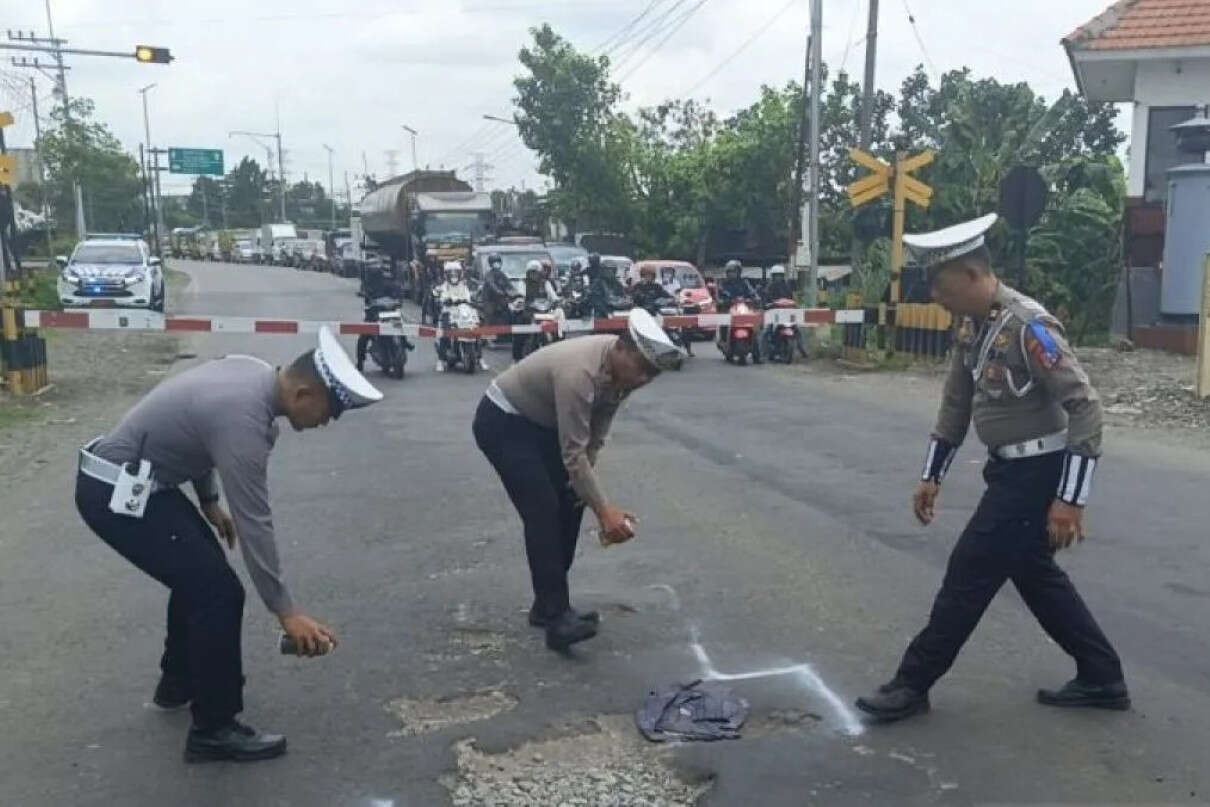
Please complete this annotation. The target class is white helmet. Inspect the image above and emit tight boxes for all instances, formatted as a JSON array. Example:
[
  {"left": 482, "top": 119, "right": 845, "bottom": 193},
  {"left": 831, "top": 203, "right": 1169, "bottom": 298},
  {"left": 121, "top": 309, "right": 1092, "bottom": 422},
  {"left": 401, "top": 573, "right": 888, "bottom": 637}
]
[
  {"left": 443, "top": 260, "right": 463, "bottom": 283},
  {"left": 770, "top": 264, "right": 786, "bottom": 276},
  {"left": 525, "top": 259, "right": 544, "bottom": 275}
]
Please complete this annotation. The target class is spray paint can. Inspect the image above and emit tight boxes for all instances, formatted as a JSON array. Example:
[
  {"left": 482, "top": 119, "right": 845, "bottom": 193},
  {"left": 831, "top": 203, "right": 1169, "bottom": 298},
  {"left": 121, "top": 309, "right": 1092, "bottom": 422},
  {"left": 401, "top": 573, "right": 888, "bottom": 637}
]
[
  {"left": 279, "top": 634, "right": 333, "bottom": 656},
  {"left": 597, "top": 516, "right": 636, "bottom": 547}
]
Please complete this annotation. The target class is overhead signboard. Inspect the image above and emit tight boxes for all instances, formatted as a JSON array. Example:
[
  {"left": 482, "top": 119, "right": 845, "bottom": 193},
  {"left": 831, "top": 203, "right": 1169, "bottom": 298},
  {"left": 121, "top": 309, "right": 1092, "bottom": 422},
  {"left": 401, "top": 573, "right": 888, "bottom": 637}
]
[{"left": 168, "top": 148, "right": 224, "bottom": 175}]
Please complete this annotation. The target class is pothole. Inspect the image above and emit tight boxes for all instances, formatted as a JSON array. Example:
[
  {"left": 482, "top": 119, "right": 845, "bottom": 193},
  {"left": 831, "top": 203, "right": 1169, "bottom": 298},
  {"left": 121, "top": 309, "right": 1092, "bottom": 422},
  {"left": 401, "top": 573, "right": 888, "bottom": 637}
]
[
  {"left": 450, "top": 628, "right": 508, "bottom": 657},
  {"left": 442, "top": 715, "right": 713, "bottom": 807},
  {"left": 386, "top": 689, "right": 518, "bottom": 737}
]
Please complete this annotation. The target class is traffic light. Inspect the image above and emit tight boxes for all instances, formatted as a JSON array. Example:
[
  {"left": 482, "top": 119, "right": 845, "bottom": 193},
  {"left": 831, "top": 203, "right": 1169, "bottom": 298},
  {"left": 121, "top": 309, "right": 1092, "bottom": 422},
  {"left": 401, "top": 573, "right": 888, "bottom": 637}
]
[{"left": 134, "top": 45, "right": 173, "bottom": 64}]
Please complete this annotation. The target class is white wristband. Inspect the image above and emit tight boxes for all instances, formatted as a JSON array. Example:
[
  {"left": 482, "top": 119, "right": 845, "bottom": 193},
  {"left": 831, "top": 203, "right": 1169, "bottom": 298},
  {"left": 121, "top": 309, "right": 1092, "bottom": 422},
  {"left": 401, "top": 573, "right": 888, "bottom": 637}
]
[{"left": 1057, "top": 453, "right": 1097, "bottom": 507}]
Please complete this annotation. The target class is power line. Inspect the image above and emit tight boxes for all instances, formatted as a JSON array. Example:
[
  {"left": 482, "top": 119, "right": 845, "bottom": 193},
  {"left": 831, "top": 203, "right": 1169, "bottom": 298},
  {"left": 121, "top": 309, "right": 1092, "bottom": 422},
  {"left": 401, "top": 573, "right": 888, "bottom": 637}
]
[
  {"left": 610, "top": 0, "right": 692, "bottom": 71},
  {"left": 900, "top": 0, "right": 936, "bottom": 76},
  {"left": 592, "top": 0, "right": 670, "bottom": 54},
  {"left": 617, "top": 0, "right": 711, "bottom": 82},
  {"left": 840, "top": 0, "right": 863, "bottom": 73},
  {"left": 680, "top": 0, "right": 800, "bottom": 97}
]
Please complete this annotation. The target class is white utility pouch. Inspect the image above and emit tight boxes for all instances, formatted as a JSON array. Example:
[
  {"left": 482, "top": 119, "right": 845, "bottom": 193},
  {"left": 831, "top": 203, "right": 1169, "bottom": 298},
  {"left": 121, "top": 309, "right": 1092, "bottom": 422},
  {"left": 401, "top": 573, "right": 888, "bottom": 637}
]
[{"left": 109, "top": 459, "right": 154, "bottom": 518}]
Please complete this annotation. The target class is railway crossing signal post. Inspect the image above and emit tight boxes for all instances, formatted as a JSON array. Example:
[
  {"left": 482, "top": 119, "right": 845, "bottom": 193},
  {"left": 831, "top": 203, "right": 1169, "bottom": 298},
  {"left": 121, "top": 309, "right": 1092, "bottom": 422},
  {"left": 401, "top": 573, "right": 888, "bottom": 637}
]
[{"left": 847, "top": 147, "right": 934, "bottom": 352}]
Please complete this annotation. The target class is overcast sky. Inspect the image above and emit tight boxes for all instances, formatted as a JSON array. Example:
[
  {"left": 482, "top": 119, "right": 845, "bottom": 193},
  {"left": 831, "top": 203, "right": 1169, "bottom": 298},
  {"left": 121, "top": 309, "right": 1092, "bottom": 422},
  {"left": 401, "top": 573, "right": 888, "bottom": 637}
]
[{"left": 0, "top": 0, "right": 1123, "bottom": 199}]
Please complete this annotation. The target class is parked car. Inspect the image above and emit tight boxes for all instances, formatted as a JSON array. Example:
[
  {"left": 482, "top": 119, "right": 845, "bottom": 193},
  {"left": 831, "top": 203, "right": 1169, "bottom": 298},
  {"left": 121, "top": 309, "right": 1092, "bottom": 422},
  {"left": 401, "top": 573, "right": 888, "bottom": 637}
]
[
  {"left": 57, "top": 237, "right": 165, "bottom": 312},
  {"left": 235, "top": 239, "right": 255, "bottom": 263}
]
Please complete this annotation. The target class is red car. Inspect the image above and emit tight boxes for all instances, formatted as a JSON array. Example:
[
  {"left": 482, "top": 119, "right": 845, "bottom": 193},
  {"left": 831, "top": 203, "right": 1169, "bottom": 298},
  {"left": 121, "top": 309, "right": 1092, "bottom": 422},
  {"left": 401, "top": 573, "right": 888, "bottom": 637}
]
[{"left": 627, "top": 260, "right": 717, "bottom": 340}]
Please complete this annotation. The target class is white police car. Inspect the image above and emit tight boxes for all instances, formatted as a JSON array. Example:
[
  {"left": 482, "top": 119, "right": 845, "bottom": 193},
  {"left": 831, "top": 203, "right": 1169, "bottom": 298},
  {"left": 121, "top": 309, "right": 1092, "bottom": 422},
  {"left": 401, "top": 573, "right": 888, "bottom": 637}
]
[{"left": 57, "top": 237, "right": 165, "bottom": 311}]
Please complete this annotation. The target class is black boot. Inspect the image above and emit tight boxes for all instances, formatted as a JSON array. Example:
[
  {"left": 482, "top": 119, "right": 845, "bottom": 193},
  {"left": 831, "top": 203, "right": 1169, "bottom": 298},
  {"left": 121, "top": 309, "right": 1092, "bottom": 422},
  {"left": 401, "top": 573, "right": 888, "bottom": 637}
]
[
  {"left": 185, "top": 720, "right": 287, "bottom": 763},
  {"left": 545, "top": 610, "right": 598, "bottom": 652},
  {"left": 152, "top": 673, "right": 192, "bottom": 711},
  {"left": 855, "top": 681, "right": 930, "bottom": 722},
  {"left": 1037, "top": 679, "right": 1130, "bottom": 710},
  {"left": 528, "top": 605, "right": 600, "bottom": 628}
]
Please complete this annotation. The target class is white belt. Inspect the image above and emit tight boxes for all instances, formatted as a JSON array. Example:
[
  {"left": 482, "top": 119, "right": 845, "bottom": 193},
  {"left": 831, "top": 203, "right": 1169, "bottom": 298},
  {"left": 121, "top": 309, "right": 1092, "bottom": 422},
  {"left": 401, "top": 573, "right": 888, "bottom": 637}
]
[
  {"left": 78, "top": 439, "right": 169, "bottom": 492},
  {"left": 992, "top": 430, "right": 1067, "bottom": 460},
  {"left": 485, "top": 380, "right": 520, "bottom": 415}
]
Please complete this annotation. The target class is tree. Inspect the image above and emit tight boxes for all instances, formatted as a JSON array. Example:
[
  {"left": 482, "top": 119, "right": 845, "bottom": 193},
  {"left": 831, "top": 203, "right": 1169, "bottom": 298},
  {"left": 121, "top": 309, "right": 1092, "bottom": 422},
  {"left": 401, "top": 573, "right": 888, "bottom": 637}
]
[
  {"left": 188, "top": 175, "right": 223, "bottom": 225},
  {"left": 38, "top": 96, "right": 143, "bottom": 233},
  {"left": 513, "top": 24, "right": 632, "bottom": 233},
  {"left": 223, "top": 157, "right": 267, "bottom": 228}
]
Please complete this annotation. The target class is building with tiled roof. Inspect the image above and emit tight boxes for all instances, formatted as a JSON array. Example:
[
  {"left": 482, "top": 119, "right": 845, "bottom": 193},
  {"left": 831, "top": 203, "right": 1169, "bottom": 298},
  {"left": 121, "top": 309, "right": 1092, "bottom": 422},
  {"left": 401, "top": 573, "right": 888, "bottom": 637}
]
[
  {"left": 1064, "top": 0, "right": 1210, "bottom": 200},
  {"left": 1065, "top": 0, "right": 1210, "bottom": 352}
]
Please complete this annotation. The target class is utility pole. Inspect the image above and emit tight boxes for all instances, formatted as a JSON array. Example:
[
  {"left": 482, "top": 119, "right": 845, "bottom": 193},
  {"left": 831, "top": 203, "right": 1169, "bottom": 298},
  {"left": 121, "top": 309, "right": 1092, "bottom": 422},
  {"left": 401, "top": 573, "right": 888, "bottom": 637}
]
[
  {"left": 858, "top": 0, "right": 880, "bottom": 150},
  {"left": 149, "top": 147, "right": 167, "bottom": 243},
  {"left": 44, "top": 0, "right": 83, "bottom": 239},
  {"left": 322, "top": 144, "right": 335, "bottom": 231},
  {"left": 401, "top": 125, "right": 418, "bottom": 171},
  {"left": 275, "top": 115, "right": 286, "bottom": 222},
  {"left": 806, "top": 0, "right": 822, "bottom": 307},
  {"left": 790, "top": 23, "right": 811, "bottom": 287},
  {"left": 138, "top": 83, "right": 160, "bottom": 253},
  {"left": 200, "top": 180, "right": 208, "bottom": 226},
  {"left": 28, "top": 77, "right": 53, "bottom": 260},
  {"left": 384, "top": 149, "right": 400, "bottom": 178}
]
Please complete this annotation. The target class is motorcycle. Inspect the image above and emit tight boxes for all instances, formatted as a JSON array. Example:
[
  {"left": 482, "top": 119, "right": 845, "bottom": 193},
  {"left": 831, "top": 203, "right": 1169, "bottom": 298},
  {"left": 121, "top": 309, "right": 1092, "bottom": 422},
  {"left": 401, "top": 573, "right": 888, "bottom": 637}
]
[
  {"left": 439, "top": 299, "right": 485, "bottom": 374},
  {"left": 359, "top": 296, "right": 412, "bottom": 379},
  {"left": 716, "top": 297, "right": 759, "bottom": 365},
  {"left": 514, "top": 297, "right": 565, "bottom": 361},
  {"left": 764, "top": 298, "right": 801, "bottom": 364}
]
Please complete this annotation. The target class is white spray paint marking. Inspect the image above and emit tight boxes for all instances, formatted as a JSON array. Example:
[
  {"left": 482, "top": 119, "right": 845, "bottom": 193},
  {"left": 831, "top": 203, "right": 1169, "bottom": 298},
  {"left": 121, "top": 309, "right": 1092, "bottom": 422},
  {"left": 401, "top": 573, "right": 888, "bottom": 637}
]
[
  {"left": 648, "top": 583, "right": 681, "bottom": 612},
  {"left": 668, "top": 594, "right": 864, "bottom": 736}
]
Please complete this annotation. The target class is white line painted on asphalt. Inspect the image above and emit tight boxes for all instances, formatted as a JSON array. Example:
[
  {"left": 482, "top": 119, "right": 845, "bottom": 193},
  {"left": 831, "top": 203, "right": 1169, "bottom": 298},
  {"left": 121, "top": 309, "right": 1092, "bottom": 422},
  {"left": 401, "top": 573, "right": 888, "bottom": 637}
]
[{"left": 652, "top": 587, "right": 864, "bottom": 736}]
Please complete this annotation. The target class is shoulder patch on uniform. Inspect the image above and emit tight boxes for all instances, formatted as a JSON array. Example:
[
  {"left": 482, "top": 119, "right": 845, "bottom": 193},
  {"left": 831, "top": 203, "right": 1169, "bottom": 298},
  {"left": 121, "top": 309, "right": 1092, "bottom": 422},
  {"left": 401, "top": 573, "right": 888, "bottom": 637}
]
[{"left": 1025, "top": 319, "right": 1060, "bottom": 369}]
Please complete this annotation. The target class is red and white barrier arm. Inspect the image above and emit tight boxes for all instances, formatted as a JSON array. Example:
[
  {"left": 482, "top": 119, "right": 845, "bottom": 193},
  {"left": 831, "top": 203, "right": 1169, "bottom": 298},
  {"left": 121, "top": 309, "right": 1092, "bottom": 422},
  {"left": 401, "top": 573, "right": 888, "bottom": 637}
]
[{"left": 22, "top": 308, "right": 865, "bottom": 339}]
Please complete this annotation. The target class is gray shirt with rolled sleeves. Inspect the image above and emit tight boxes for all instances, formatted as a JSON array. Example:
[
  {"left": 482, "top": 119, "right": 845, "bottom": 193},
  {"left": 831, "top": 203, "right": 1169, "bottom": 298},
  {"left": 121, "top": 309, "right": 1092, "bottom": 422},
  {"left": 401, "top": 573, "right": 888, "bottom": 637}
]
[
  {"left": 92, "top": 355, "right": 294, "bottom": 615},
  {"left": 492, "top": 335, "right": 626, "bottom": 513},
  {"left": 934, "top": 282, "right": 1102, "bottom": 457}
]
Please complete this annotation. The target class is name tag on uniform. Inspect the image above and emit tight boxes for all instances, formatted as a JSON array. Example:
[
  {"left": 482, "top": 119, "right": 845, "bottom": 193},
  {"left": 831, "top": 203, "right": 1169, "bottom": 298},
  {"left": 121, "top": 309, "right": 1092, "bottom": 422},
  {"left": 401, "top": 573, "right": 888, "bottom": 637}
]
[{"left": 109, "top": 459, "right": 154, "bottom": 519}]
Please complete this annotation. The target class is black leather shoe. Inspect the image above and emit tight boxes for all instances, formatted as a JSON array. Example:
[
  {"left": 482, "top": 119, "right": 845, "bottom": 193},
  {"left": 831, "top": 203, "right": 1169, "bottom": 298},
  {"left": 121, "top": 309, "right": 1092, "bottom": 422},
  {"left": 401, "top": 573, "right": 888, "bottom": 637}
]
[
  {"left": 528, "top": 606, "right": 600, "bottom": 628},
  {"left": 545, "top": 611, "right": 598, "bottom": 652},
  {"left": 855, "top": 682, "right": 930, "bottom": 722},
  {"left": 1037, "top": 679, "right": 1130, "bottom": 710},
  {"left": 152, "top": 674, "right": 191, "bottom": 711},
  {"left": 184, "top": 721, "right": 287, "bottom": 763}
]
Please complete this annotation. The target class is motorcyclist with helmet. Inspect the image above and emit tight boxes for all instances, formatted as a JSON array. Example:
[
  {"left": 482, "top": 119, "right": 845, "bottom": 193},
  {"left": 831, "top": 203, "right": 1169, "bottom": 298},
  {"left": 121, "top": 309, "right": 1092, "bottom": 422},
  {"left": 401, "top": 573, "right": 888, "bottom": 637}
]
[
  {"left": 760, "top": 264, "right": 808, "bottom": 359},
  {"left": 483, "top": 252, "right": 516, "bottom": 325},
  {"left": 631, "top": 264, "right": 693, "bottom": 357},
  {"left": 434, "top": 260, "right": 486, "bottom": 373},
  {"left": 716, "top": 259, "right": 761, "bottom": 363},
  {"left": 583, "top": 253, "right": 615, "bottom": 320}
]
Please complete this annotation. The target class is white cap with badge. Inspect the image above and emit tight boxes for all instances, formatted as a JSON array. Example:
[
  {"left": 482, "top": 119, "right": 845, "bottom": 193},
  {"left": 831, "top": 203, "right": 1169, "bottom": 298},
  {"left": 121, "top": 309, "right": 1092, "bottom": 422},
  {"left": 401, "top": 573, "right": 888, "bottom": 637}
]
[
  {"left": 627, "top": 308, "right": 685, "bottom": 372},
  {"left": 313, "top": 326, "right": 384, "bottom": 418},
  {"left": 903, "top": 212, "right": 998, "bottom": 271}
]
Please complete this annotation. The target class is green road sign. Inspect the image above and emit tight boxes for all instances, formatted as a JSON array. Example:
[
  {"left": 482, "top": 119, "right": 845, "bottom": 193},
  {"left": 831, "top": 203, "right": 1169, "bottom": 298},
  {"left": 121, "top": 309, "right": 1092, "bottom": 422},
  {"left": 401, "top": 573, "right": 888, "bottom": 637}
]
[{"left": 168, "top": 148, "right": 224, "bottom": 175}]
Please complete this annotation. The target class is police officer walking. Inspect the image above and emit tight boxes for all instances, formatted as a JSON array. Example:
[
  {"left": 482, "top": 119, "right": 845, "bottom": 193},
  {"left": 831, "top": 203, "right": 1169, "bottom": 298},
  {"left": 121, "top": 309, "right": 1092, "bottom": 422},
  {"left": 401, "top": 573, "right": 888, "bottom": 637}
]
[
  {"left": 74, "top": 328, "right": 382, "bottom": 761},
  {"left": 473, "top": 310, "right": 684, "bottom": 651},
  {"left": 855, "top": 214, "right": 1128, "bottom": 722}
]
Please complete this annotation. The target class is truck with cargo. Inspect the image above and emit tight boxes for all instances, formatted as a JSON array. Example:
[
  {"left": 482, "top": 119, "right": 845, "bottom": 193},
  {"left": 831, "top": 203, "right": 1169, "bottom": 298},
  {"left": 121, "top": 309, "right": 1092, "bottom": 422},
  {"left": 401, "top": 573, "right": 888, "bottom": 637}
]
[{"left": 358, "top": 170, "right": 493, "bottom": 301}]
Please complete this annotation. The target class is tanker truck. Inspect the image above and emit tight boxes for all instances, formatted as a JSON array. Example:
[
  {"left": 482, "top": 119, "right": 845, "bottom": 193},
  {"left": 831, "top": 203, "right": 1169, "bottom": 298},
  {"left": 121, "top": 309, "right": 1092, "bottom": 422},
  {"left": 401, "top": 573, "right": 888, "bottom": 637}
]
[{"left": 359, "top": 170, "right": 494, "bottom": 304}]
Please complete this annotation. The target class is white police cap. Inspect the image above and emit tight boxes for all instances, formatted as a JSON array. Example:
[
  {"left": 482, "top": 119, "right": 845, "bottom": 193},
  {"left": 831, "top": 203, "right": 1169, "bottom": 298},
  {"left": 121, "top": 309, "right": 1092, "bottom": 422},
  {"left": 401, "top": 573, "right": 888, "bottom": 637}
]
[
  {"left": 903, "top": 212, "right": 998, "bottom": 270},
  {"left": 627, "top": 308, "right": 684, "bottom": 372},
  {"left": 313, "top": 326, "right": 383, "bottom": 418}
]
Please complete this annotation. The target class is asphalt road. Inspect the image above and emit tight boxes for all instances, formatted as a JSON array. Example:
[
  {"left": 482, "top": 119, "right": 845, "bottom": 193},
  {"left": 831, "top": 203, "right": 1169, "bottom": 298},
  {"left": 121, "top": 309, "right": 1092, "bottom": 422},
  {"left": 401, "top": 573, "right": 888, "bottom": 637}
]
[{"left": 3, "top": 260, "right": 1210, "bottom": 806}]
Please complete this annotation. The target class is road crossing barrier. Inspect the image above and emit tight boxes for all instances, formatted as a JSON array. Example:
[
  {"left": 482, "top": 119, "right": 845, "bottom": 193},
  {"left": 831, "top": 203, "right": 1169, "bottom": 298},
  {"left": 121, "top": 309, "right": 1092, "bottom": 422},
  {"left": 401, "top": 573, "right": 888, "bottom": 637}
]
[{"left": 21, "top": 307, "right": 862, "bottom": 341}]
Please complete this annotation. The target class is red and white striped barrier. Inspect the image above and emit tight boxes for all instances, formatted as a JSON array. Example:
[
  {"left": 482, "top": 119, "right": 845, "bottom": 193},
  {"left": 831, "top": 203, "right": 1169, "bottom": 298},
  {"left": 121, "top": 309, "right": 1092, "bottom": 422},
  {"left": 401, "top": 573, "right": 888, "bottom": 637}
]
[{"left": 22, "top": 307, "right": 868, "bottom": 339}]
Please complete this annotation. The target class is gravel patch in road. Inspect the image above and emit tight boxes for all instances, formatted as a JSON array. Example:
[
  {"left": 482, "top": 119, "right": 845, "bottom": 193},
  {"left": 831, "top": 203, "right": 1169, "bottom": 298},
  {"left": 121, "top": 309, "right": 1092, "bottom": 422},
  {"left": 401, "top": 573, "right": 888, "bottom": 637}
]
[
  {"left": 442, "top": 715, "right": 713, "bottom": 807},
  {"left": 387, "top": 689, "right": 519, "bottom": 737},
  {"left": 1077, "top": 346, "right": 1210, "bottom": 431}
]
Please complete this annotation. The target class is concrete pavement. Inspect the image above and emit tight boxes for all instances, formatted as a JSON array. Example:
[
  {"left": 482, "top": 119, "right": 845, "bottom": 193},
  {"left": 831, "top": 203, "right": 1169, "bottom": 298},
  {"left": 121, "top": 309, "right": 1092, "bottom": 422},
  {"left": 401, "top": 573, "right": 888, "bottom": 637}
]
[{"left": 2, "top": 260, "right": 1209, "bottom": 806}]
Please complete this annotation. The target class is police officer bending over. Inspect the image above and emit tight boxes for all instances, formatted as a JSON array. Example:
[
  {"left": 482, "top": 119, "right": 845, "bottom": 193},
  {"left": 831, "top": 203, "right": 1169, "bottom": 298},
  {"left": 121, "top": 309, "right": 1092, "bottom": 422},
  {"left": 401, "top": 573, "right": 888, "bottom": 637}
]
[
  {"left": 473, "top": 310, "right": 684, "bottom": 651},
  {"left": 855, "top": 213, "right": 1127, "bottom": 722},
  {"left": 74, "top": 328, "right": 382, "bottom": 761}
]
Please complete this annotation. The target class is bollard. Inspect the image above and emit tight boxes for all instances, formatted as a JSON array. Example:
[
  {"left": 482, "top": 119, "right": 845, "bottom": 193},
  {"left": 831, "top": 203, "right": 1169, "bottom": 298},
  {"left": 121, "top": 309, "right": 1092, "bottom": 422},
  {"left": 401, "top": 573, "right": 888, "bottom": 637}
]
[{"left": 1, "top": 302, "right": 20, "bottom": 394}]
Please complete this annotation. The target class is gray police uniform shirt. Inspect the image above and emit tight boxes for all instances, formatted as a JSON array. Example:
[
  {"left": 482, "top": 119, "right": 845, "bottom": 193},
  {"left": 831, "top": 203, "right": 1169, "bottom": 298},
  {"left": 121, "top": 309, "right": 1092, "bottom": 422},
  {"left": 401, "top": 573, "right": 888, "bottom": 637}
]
[
  {"left": 92, "top": 356, "right": 293, "bottom": 615},
  {"left": 492, "top": 335, "right": 624, "bottom": 513},
  {"left": 934, "top": 283, "right": 1102, "bottom": 458}
]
